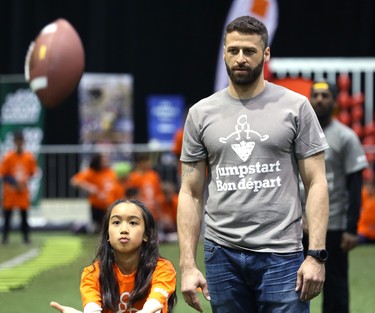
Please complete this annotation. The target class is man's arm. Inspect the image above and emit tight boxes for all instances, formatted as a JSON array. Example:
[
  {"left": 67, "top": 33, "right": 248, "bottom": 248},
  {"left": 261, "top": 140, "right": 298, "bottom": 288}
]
[
  {"left": 300, "top": 152, "right": 329, "bottom": 250},
  {"left": 296, "top": 151, "right": 329, "bottom": 301},
  {"left": 177, "top": 160, "right": 210, "bottom": 312},
  {"left": 341, "top": 170, "right": 363, "bottom": 252}
]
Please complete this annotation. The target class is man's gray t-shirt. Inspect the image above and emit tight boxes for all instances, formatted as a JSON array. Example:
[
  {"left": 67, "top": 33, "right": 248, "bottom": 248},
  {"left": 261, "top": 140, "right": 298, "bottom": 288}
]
[
  {"left": 181, "top": 81, "right": 328, "bottom": 253},
  {"left": 323, "top": 119, "right": 368, "bottom": 230}
]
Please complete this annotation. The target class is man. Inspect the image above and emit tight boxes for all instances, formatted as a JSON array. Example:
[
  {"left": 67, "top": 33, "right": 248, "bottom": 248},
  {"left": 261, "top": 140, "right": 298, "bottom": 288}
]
[
  {"left": 307, "top": 81, "right": 368, "bottom": 313},
  {"left": 177, "top": 16, "right": 329, "bottom": 312},
  {"left": 0, "top": 130, "right": 38, "bottom": 244}
]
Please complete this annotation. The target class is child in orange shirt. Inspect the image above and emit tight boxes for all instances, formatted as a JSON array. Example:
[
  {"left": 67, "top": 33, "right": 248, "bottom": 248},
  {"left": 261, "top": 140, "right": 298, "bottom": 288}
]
[
  {"left": 358, "top": 179, "right": 375, "bottom": 243},
  {"left": 158, "top": 182, "right": 178, "bottom": 239},
  {"left": 50, "top": 198, "right": 177, "bottom": 313},
  {"left": 125, "top": 153, "right": 164, "bottom": 222},
  {"left": 71, "top": 153, "right": 120, "bottom": 233},
  {"left": 0, "top": 130, "right": 37, "bottom": 244}
]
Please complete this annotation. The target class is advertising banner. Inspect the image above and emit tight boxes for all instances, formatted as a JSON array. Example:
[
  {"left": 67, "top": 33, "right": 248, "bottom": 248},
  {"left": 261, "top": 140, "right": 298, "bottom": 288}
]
[
  {"left": 0, "top": 75, "right": 44, "bottom": 207},
  {"left": 78, "top": 73, "right": 134, "bottom": 163},
  {"left": 147, "top": 95, "right": 185, "bottom": 146}
]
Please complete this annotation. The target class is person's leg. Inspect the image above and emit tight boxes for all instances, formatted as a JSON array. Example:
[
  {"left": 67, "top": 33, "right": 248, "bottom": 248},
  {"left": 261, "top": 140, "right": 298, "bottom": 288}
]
[
  {"left": 2, "top": 209, "right": 13, "bottom": 244},
  {"left": 205, "top": 239, "right": 309, "bottom": 313},
  {"left": 20, "top": 209, "right": 30, "bottom": 243},
  {"left": 323, "top": 231, "right": 349, "bottom": 313},
  {"left": 204, "top": 239, "right": 257, "bottom": 313},
  {"left": 90, "top": 207, "right": 105, "bottom": 234},
  {"left": 254, "top": 251, "right": 310, "bottom": 313}
]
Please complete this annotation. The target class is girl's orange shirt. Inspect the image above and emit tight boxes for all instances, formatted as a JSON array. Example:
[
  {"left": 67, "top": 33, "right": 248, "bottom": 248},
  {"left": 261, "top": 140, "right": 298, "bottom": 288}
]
[{"left": 80, "top": 258, "right": 176, "bottom": 313}]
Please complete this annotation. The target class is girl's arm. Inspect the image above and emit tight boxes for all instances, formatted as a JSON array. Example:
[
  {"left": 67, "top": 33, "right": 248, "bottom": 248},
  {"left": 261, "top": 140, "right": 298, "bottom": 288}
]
[
  {"left": 50, "top": 302, "right": 102, "bottom": 313},
  {"left": 139, "top": 298, "right": 163, "bottom": 313},
  {"left": 50, "top": 302, "right": 82, "bottom": 313}
]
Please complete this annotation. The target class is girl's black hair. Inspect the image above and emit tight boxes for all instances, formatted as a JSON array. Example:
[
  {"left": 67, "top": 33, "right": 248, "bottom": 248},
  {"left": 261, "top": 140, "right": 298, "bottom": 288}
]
[
  {"left": 86, "top": 198, "right": 176, "bottom": 311},
  {"left": 89, "top": 153, "right": 103, "bottom": 171}
]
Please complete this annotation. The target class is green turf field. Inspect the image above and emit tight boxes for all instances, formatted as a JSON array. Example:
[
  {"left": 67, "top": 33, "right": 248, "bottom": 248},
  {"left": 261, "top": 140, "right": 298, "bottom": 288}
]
[{"left": 0, "top": 231, "right": 374, "bottom": 313}]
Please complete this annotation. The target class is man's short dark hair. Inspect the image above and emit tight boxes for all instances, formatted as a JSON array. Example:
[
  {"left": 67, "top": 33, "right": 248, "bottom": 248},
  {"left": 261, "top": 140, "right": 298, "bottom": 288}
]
[{"left": 225, "top": 15, "right": 269, "bottom": 50}]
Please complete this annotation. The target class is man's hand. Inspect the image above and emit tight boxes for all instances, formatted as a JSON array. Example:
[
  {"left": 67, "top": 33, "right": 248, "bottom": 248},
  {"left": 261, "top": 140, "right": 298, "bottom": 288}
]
[
  {"left": 180, "top": 267, "right": 210, "bottom": 312},
  {"left": 50, "top": 301, "right": 82, "bottom": 313},
  {"left": 295, "top": 257, "right": 325, "bottom": 302},
  {"left": 341, "top": 232, "right": 359, "bottom": 252}
]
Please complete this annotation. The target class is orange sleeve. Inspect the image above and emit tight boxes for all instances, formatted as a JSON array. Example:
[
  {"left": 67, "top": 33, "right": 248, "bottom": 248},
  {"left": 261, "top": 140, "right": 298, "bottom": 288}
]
[
  {"left": 26, "top": 152, "right": 38, "bottom": 176},
  {"left": 148, "top": 258, "right": 176, "bottom": 311},
  {"left": 71, "top": 169, "right": 90, "bottom": 183},
  {"left": 80, "top": 263, "right": 102, "bottom": 309}
]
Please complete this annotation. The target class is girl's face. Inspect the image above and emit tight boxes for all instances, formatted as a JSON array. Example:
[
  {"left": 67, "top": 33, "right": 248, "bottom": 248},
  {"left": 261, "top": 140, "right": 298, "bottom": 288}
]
[{"left": 108, "top": 202, "right": 147, "bottom": 256}]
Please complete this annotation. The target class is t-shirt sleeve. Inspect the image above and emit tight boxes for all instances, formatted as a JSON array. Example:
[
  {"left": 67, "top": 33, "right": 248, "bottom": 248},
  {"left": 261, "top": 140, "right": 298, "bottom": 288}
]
[
  {"left": 343, "top": 132, "right": 368, "bottom": 174},
  {"left": 72, "top": 170, "right": 88, "bottom": 182},
  {"left": 0, "top": 153, "right": 11, "bottom": 176},
  {"left": 80, "top": 264, "right": 102, "bottom": 309},
  {"left": 29, "top": 153, "right": 38, "bottom": 176},
  {"left": 180, "top": 108, "right": 207, "bottom": 162},
  {"left": 148, "top": 259, "right": 176, "bottom": 306},
  {"left": 294, "top": 99, "right": 329, "bottom": 159}
]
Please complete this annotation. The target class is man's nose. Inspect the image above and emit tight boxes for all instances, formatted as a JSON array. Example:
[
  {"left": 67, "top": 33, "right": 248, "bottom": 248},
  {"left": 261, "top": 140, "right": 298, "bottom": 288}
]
[{"left": 236, "top": 51, "right": 246, "bottom": 63}]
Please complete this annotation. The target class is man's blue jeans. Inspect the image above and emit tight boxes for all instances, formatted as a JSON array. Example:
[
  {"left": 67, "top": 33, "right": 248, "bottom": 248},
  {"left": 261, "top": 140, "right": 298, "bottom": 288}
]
[{"left": 204, "top": 239, "right": 310, "bottom": 313}]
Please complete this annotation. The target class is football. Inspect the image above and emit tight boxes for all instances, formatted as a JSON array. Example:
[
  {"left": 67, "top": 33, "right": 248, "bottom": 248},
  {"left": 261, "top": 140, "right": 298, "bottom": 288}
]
[{"left": 25, "top": 18, "right": 85, "bottom": 108}]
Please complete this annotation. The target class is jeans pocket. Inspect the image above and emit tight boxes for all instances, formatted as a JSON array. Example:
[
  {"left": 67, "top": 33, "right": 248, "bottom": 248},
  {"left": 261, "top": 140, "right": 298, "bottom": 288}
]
[{"left": 204, "top": 239, "right": 219, "bottom": 262}]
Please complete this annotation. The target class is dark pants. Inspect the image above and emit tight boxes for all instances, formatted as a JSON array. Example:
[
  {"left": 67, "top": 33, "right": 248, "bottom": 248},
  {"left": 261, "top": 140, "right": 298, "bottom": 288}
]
[
  {"left": 2, "top": 209, "right": 30, "bottom": 243},
  {"left": 91, "top": 206, "right": 106, "bottom": 232},
  {"left": 323, "top": 231, "right": 349, "bottom": 313},
  {"left": 303, "top": 231, "right": 349, "bottom": 313}
]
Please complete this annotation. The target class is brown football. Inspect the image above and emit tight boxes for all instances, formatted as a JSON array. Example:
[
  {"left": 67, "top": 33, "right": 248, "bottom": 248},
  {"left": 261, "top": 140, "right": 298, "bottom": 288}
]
[{"left": 25, "top": 18, "right": 85, "bottom": 108}]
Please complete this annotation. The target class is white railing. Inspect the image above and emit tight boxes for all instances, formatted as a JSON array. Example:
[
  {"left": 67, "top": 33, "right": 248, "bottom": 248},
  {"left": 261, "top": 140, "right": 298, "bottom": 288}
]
[{"left": 270, "top": 57, "right": 375, "bottom": 124}]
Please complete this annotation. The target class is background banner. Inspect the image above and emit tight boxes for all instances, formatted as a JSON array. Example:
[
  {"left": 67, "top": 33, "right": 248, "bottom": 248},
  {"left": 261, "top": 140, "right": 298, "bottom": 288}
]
[
  {"left": 147, "top": 94, "right": 185, "bottom": 146},
  {"left": 0, "top": 75, "right": 44, "bottom": 207},
  {"left": 78, "top": 73, "right": 134, "bottom": 163}
]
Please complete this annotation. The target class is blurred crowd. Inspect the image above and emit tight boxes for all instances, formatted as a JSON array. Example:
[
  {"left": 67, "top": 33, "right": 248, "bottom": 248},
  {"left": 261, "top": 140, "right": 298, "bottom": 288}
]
[{"left": 70, "top": 150, "right": 180, "bottom": 242}]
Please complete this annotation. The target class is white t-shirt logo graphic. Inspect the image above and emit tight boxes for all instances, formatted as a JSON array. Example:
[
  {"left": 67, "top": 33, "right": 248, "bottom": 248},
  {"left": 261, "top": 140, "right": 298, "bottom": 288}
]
[{"left": 219, "top": 115, "right": 269, "bottom": 162}]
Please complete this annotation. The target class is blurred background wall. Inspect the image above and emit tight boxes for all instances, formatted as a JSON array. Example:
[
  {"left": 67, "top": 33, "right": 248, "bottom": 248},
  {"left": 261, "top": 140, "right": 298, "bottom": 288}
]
[{"left": 1, "top": 0, "right": 374, "bottom": 144}]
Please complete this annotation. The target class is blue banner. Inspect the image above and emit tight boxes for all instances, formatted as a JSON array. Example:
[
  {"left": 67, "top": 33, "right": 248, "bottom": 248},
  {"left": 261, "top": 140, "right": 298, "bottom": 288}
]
[{"left": 147, "top": 95, "right": 185, "bottom": 145}]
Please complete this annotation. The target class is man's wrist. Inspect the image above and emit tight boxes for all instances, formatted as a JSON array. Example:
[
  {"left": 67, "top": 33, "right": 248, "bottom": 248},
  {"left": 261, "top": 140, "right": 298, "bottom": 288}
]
[{"left": 306, "top": 249, "right": 328, "bottom": 263}]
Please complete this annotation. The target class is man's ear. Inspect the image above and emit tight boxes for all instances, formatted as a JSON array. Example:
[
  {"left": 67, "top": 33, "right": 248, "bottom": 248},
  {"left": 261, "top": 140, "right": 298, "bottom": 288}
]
[{"left": 264, "top": 47, "right": 271, "bottom": 63}]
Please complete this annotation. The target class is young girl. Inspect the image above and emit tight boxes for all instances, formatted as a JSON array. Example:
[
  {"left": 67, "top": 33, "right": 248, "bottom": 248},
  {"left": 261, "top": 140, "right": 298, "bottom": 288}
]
[{"left": 51, "top": 198, "right": 177, "bottom": 313}]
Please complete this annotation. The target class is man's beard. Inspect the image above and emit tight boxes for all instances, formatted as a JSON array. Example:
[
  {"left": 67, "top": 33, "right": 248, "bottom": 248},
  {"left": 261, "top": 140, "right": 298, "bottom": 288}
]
[
  {"left": 225, "top": 58, "right": 264, "bottom": 86},
  {"left": 314, "top": 105, "right": 334, "bottom": 123}
]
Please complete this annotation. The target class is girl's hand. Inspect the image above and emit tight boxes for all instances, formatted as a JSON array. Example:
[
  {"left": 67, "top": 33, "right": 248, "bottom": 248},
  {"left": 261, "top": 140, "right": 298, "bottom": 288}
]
[{"left": 50, "top": 301, "right": 82, "bottom": 313}]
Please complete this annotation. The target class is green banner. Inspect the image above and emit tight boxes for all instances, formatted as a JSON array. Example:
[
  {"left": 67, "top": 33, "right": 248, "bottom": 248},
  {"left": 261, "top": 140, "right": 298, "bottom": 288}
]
[{"left": 0, "top": 75, "right": 44, "bottom": 207}]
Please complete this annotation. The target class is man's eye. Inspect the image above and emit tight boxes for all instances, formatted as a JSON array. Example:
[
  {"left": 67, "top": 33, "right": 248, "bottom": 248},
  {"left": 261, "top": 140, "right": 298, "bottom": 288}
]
[{"left": 243, "top": 49, "right": 254, "bottom": 55}]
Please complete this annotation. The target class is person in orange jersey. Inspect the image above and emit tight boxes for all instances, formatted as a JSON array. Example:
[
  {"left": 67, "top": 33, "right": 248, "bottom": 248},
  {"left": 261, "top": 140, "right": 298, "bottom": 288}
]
[
  {"left": 71, "top": 153, "right": 119, "bottom": 233},
  {"left": 358, "top": 175, "right": 375, "bottom": 243},
  {"left": 157, "top": 181, "right": 178, "bottom": 241},
  {"left": 0, "top": 130, "right": 38, "bottom": 244},
  {"left": 50, "top": 198, "right": 177, "bottom": 313},
  {"left": 125, "top": 153, "right": 164, "bottom": 223}
]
